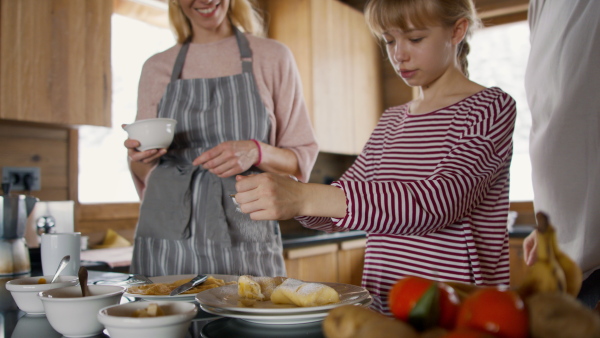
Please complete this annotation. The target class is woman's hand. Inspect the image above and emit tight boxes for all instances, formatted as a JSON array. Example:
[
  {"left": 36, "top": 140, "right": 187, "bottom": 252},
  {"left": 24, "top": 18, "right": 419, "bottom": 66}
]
[
  {"left": 234, "top": 173, "right": 305, "bottom": 220},
  {"left": 193, "top": 140, "right": 258, "bottom": 178},
  {"left": 523, "top": 230, "right": 538, "bottom": 266},
  {"left": 124, "top": 138, "right": 167, "bottom": 165}
]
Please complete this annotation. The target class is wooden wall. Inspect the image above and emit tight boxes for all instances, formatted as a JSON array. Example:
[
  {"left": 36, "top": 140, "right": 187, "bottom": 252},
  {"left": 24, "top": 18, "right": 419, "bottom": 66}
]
[{"left": 0, "top": 121, "right": 76, "bottom": 201}]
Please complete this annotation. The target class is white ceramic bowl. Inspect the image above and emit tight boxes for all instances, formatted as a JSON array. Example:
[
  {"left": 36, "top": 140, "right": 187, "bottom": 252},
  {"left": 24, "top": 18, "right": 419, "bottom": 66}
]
[
  {"left": 124, "top": 118, "right": 177, "bottom": 151},
  {"left": 39, "top": 284, "right": 125, "bottom": 338},
  {"left": 5, "top": 275, "right": 78, "bottom": 315},
  {"left": 98, "top": 301, "right": 198, "bottom": 338}
]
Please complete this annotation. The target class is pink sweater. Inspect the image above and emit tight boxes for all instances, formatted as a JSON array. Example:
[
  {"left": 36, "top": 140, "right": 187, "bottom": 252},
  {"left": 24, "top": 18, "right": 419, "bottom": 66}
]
[
  {"left": 136, "top": 33, "right": 318, "bottom": 181},
  {"left": 297, "top": 87, "right": 516, "bottom": 314}
]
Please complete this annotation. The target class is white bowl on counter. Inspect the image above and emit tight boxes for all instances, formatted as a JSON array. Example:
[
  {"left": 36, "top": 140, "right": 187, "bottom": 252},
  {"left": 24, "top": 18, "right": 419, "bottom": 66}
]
[
  {"left": 98, "top": 300, "right": 197, "bottom": 338},
  {"left": 5, "top": 275, "right": 78, "bottom": 315},
  {"left": 124, "top": 118, "right": 177, "bottom": 151},
  {"left": 39, "top": 284, "right": 125, "bottom": 338}
]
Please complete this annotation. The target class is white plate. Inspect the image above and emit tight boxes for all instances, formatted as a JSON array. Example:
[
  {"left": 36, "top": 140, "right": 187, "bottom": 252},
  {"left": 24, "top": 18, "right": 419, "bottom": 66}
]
[
  {"left": 195, "top": 281, "right": 370, "bottom": 314},
  {"left": 124, "top": 274, "right": 238, "bottom": 301},
  {"left": 200, "top": 296, "right": 373, "bottom": 325}
]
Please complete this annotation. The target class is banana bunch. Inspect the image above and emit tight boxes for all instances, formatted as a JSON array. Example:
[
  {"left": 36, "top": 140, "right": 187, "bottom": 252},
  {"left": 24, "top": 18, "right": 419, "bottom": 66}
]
[{"left": 518, "top": 212, "right": 583, "bottom": 298}]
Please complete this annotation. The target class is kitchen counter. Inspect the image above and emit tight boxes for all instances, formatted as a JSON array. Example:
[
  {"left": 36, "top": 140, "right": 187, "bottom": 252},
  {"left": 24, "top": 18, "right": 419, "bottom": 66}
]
[{"left": 0, "top": 270, "right": 326, "bottom": 338}]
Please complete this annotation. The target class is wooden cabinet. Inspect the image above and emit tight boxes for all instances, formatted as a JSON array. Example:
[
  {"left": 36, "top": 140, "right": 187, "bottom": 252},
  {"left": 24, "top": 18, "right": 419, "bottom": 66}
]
[
  {"left": 262, "top": 0, "right": 383, "bottom": 155},
  {"left": 0, "top": 0, "right": 112, "bottom": 127},
  {"left": 509, "top": 237, "right": 527, "bottom": 287},
  {"left": 284, "top": 238, "right": 366, "bottom": 285}
]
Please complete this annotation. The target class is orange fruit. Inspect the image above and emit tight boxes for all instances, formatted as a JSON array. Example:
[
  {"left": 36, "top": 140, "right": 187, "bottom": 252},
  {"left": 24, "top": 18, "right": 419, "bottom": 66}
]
[{"left": 456, "top": 287, "right": 528, "bottom": 338}]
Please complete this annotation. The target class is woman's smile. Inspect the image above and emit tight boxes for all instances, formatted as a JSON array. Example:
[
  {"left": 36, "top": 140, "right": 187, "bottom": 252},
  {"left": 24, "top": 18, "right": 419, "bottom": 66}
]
[{"left": 194, "top": 2, "right": 222, "bottom": 17}]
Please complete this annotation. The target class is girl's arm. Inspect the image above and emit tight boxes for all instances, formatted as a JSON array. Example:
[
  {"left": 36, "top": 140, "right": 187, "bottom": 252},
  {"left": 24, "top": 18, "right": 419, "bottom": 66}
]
[{"left": 237, "top": 92, "right": 517, "bottom": 236}]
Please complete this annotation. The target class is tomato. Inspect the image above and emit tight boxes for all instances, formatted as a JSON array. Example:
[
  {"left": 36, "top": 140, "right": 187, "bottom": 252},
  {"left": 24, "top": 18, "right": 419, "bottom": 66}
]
[
  {"left": 388, "top": 276, "right": 460, "bottom": 330},
  {"left": 455, "top": 287, "right": 528, "bottom": 338}
]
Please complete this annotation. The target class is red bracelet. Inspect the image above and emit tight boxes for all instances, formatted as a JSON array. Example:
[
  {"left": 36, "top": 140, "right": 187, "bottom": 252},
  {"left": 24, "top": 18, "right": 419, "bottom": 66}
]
[{"left": 251, "top": 139, "right": 262, "bottom": 166}]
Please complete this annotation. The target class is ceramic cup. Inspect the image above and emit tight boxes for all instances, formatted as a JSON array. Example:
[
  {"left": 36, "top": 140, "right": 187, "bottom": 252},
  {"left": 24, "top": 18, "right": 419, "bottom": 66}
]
[{"left": 40, "top": 232, "right": 81, "bottom": 277}]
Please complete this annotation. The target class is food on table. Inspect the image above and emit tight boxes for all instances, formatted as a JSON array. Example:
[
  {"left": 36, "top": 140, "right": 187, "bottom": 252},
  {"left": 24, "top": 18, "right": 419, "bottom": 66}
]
[
  {"left": 237, "top": 275, "right": 287, "bottom": 301},
  {"left": 518, "top": 212, "right": 583, "bottom": 298},
  {"left": 270, "top": 278, "right": 340, "bottom": 307},
  {"left": 526, "top": 292, "right": 600, "bottom": 338},
  {"left": 323, "top": 304, "right": 418, "bottom": 338},
  {"left": 388, "top": 275, "right": 460, "bottom": 330},
  {"left": 455, "top": 287, "right": 529, "bottom": 338},
  {"left": 37, "top": 277, "right": 47, "bottom": 284},
  {"left": 127, "top": 276, "right": 234, "bottom": 296},
  {"left": 132, "top": 303, "right": 164, "bottom": 317},
  {"left": 237, "top": 275, "right": 340, "bottom": 307}
]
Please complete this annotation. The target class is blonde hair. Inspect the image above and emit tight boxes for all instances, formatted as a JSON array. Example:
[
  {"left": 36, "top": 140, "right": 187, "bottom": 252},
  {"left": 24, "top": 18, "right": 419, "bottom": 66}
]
[
  {"left": 364, "top": 0, "right": 481, "bottom": 77},
  {"left": 169, "top": 0, "right": 265, "bottom": 44}
]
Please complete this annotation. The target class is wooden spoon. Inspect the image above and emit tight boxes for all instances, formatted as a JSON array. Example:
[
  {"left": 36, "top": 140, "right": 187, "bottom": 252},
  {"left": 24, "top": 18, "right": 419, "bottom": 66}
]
[{"left": 78, "top": 266, "right": 91, "bottom": 297}]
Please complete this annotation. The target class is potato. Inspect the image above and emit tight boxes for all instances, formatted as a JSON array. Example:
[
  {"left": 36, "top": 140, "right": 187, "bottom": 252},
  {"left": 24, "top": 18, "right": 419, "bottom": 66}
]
[
  {"left": 526, "top": 292, "right": 600, "bottom": 338},
  {"left": 323, "top": 305, "right": 419, "bottom": 338}
]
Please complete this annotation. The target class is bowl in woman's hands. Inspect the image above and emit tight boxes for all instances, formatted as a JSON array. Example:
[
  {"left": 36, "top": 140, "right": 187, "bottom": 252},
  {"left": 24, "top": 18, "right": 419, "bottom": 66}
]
[{"left": 124, "top": 118, "right": 177, "bottom": 151}]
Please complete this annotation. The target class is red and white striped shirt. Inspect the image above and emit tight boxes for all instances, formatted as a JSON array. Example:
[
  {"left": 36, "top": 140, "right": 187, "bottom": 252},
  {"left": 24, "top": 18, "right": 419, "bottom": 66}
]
[{"left": 297, "top": 87, "right": 516, "bottom": 314}]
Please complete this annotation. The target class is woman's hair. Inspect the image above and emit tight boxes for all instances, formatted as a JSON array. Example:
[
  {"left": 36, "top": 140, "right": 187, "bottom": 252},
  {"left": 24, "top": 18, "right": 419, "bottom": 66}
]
[
  {"left": 169, "top": 0, "right": 265, "bottom": 44},
  {"left": 364, "top": 0, "right": 481, "bottom": 77}
]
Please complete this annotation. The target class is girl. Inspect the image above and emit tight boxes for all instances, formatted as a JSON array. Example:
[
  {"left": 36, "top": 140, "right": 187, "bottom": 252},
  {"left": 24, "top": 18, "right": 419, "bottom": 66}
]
[{"left": 235, "top": 0, "right": 516, "bottom": 314}]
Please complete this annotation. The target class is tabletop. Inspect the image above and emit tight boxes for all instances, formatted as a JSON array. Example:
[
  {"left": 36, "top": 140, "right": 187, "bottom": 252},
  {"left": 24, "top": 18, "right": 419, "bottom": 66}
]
[{"left": 1, "top": 271, "right": 325, "bottom": 338}]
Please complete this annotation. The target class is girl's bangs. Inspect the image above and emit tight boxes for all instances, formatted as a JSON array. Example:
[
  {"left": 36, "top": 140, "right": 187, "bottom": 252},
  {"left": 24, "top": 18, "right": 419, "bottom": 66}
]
[{"left": 366, "top": 0, "right": 440, "bottom": 36}]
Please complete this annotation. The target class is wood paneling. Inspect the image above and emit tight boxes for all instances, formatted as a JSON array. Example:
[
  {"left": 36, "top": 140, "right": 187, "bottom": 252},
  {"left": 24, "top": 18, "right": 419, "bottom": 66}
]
[
  {"left": 509, "top": 237, "right": 527, "bottom": 287},
  {"left": 0, "top": 0, "right": 112, "bottom": 126},
  {"left": 0, "top": 122, "right": 73, "bottom": 201},
  {"left": 77, "top": 202, "right": 140, "bottom": 245},
  {"left": 264, "top": 0, "right": 382, "bottom": 155},
  {"left": 338, "top": 239, "right": 366, "bottom": 286},
  {"left": 285, "top": 244, "right": 339, "bottom": 282}
]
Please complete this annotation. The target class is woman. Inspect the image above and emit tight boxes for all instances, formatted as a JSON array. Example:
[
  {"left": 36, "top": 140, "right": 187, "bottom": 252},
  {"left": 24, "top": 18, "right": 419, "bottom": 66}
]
[
  {"left": 235, "top": 0, "right": 516, "bottom": 314},
  {"left": 125, "top": 0, "right": 318, "bottom": 277}
]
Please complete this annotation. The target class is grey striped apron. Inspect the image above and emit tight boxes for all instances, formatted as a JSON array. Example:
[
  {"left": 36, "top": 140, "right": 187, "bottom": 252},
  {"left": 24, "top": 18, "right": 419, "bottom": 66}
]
[{"left": 130, "top": 28, "right": 286, "bottom": 277}]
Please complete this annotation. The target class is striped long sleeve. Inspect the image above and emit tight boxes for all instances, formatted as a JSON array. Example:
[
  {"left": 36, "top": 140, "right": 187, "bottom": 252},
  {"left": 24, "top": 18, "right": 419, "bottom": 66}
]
[{"left": 296, "top": 87, "right": 516, "bottom": 314}]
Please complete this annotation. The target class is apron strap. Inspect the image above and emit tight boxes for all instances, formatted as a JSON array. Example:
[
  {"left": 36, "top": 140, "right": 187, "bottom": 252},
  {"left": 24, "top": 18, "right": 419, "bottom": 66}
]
[
  {"left": 233, "top": 26, "right": 253, "bottom": 74},
  {"left": 171, "top": 38, "right": 191, "bottom": 82},
  {"left": 170, "top": 27, "right": 253, "bottom": 83}
]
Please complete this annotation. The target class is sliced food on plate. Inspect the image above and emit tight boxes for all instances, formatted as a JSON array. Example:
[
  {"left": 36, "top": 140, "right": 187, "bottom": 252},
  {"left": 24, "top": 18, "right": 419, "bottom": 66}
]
[
  {"left": 127, "top": 275, "right": 235, "bottom": 296},
  {"left": 237, "top": 275, "right": 340, "bottom": 307}
]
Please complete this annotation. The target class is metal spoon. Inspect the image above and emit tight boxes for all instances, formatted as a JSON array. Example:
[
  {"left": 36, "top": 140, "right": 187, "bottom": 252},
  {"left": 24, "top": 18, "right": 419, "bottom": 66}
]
[
  {"left": 78, "top": 266, "right": 90, "bottom": 297},
  {"left": 50, "top": 255, "right": 70, "bottom": 283}
]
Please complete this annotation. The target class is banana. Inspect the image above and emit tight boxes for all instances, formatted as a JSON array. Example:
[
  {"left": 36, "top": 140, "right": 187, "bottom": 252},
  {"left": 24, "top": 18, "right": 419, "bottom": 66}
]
[
  {"left": 541, "top": 214, "right": 583, "bottom": 297},
  {"left": 517, "top": 212, "right": 568, "bottom": 298}
]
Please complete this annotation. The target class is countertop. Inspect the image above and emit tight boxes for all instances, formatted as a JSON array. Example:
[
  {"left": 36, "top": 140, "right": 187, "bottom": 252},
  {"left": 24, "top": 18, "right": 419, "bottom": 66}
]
[{"left": 1, "top": 270, "right": 326, "bottom": 338}]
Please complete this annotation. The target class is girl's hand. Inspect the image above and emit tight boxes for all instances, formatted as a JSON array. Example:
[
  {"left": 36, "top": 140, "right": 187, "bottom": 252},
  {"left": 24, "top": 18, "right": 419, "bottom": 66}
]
[
  {"left": 193, "top": 140, "right": 258, "bottom": 178},
  {"left": 234, "top": 173, "right": 304, "bottom": 220},
  {"left": 124, "top": 138, "right": 166, "bottom": 164}
]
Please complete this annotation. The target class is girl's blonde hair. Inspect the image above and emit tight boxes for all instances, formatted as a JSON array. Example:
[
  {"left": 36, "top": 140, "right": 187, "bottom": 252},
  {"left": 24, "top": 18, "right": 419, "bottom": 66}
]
[
  {"left": 364, "top": 0, "right": 481, "bottom": 77},
  {"left": 169, "top": 0, "right": 265, "bottom": 44}
]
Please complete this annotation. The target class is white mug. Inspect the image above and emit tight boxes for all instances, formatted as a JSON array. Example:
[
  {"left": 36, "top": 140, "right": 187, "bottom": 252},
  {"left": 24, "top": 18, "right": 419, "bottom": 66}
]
[{"left": 41, "top": 232, "right": 81, "bottom": 277}]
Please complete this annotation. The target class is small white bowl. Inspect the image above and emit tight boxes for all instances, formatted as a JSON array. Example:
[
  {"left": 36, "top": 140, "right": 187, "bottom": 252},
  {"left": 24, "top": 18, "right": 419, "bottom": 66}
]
[
  {"left": 5, "top": 275, "right": 78, "bottom": 315},
  {"left": 98, "top": 301, "right": 198, "bottom": 338},
  {"left": 124, "top": 118, "right": 177, "bottom": 151},
  {"left": 39, "top": 284, "right": 125, "bottom": 338}
]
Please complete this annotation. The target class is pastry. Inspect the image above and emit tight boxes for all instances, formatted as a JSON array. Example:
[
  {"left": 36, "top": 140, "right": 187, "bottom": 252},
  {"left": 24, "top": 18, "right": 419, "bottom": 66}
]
[
  {"left": 238, "top": 275, "right": 287, "bottom": 301},
  {"left": 270, "top": 278, "right": 340, "bottom": 307}
]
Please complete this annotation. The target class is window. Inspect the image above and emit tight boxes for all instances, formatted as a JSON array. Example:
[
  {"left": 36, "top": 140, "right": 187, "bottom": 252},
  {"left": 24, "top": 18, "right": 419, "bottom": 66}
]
[
  {"left": 468, "top": 21, "right": 533, "bottom": 201},
  {"left": 78, "top": 14, "right": 174, "bottom": 203}
]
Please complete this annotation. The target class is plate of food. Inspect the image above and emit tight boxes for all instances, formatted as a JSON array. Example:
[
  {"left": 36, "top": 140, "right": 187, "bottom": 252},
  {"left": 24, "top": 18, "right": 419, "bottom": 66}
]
[
  {"left": 200, "top": 296, "right": 373, "bottom": 325},
  {"left": 195, "top": 275, "right": 371, "bottom": 315},
  {"left": 124, "top": 274, "right": 237, "bottom": 301}
]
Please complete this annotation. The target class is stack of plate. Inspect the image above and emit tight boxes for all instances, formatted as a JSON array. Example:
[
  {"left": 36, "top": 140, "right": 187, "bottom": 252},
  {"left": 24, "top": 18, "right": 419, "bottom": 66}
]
[{"left": 196, "top": 282, "right": 372, "bottom": 325}]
